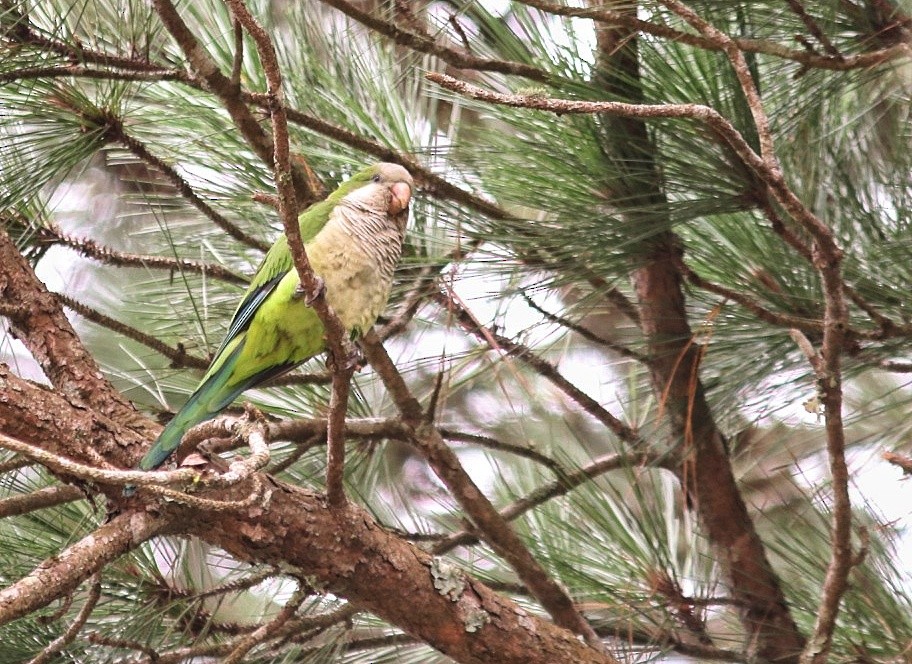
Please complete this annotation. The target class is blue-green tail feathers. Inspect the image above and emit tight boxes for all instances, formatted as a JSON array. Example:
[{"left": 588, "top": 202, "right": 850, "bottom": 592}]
[{"left": 125, "top": 339, "right": 297, "bottom": 496}]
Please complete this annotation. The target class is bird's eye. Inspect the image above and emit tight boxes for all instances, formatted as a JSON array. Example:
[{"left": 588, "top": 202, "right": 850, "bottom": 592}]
[{"left": 372, "top": 174, "right": 381, "bottom": 183}]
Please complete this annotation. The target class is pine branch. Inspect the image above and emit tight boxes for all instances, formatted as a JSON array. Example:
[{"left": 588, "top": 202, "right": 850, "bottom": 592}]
[
  {"left": 150, "top": 0, "right": 324, "bottom": 205},
  {"left": 103, "top": 118, "right": 270, "bottom": 251},
  {"left": 433, "top": 451, "right": 666, "bottom": 553},
  {"left": 222, "top": 584, "right": 307, "bottom": 663},
  {"left": 57, "top": 293, "right": 211, "bottom": 370},
  {"left": 358, "top": 329, "right": 609, "bottom": 653},
  {"left": 784, "top": 0, "right": 843, "bottom": 57},
  {"left": 26, "top": 573, "right": 102, "bottom": 664},
  {"left": 0, "top": 484, "right": 83, "bottom": 519},
  {"left": 315, "top": 0, "right": 551, "bottom": 82},
  {"left": 0, "top": 511, "right": 167, "bottom": 626},
  {"left": 0, "top": 64, "right": 185, "bottom": 84},
  {"left": 39, "top": 224, "right": 248, "bottom": 285},
  {"left": 0, "top": 229, "right": 141, "bottom": 426},
  {"left": 520, "top": 292, "right": 647, "bottom": 361},
  {"left": 432, "top": 288, "right": 641, "bottom": 444},
  {"left": 511, "top": 0, "right": 907, "bottom": 71}
]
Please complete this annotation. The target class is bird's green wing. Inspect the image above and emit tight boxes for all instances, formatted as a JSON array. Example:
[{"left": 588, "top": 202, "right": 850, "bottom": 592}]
[{"left": 208, "top": 197, "right": 339, "bottom": 369}]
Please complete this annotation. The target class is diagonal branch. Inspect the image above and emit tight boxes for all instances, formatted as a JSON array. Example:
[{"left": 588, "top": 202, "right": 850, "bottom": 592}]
[
  {"left": 315, "top": 0, "right": 550, "bottom": 82},
  {"left": 0, "top": 511, "right": 168, "bottom": 626},
  {"left": 27, "top": 572, "right": 102, "bottom": 664},
  {"left": 432, "top": 289, "right": 640, "bottom": 444},
  {"left": 657, "top": 0, "right": 774, "bottom": 163},
  {"left": 0, "top": 229, "right": 142, "bottom": 426},
  {"left": 103, "top": 118, "right": 270, "bottom": 251},
  {"left": 149, "top": 0, "right": 324, "bottom": 205},
  {"left": 359, "top": 330, "right": 608, "bottom": 653},
  {"left": 433, "top": 451, "right": 667, "bottom": 553},
  {"left": 57, "top": 293, "right": 210, "bottom": 370}
]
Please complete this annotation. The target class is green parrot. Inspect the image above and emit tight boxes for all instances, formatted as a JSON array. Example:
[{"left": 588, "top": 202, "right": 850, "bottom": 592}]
[{"left": 134, "top": 162, "right": 413, "bottom": 478}]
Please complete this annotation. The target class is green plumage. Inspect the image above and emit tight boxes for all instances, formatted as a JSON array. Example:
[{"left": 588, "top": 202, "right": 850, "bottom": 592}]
[{"left": 135, "top": 163, "right": 413, "bottom": 476}]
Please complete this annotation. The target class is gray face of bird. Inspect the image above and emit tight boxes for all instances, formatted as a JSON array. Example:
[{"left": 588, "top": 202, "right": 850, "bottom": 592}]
[
  {"left": 375, "top": 163, "right": 414, "bottom": 216},
  {"left": 344, "top": 163, "right": 414, "bottom": 232}
]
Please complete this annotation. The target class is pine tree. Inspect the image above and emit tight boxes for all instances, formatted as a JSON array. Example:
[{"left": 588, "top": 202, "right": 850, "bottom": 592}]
[{"left": 1, "top": 0, "right": 910, "bottom": 662}]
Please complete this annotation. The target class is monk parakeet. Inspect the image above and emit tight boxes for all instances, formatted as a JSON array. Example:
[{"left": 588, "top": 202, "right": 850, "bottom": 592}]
[{"left": 135, "top": 162, "right": 413, "bottom": 475}]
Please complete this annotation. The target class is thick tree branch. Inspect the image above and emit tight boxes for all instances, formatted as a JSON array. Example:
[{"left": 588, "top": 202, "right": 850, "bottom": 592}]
[
  {"left": 0, "top": 367, "right": 616, "bottom": 664},
  {"left": 587, "top": 9, "right": 805, "bottom": 660},
  {"left": 0, "top": 512, "right": 168, "bottom": 626},
  {"left": 0, "top": 229, "right": 144, "bottom": 429}
]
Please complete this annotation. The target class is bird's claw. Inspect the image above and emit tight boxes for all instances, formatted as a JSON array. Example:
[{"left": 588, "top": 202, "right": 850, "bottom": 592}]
[
  {"left": 327, "top": 343, "right": 365, "bottom": 373},
  {"left": 295, "top": 276, "right": 325, "bottom": 306}
]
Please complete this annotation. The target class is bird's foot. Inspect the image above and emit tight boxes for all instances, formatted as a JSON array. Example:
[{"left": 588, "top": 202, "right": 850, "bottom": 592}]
[
  {"left": 327, "top": 341, "right": 365, "bottom": 373},
  {"left": 294, "top": 276, "right": 325, "bottom": 306}
]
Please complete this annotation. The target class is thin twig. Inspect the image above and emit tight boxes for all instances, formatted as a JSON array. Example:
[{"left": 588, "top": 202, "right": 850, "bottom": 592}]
[
  {"left": 682, "top": 264, "right": 824, "bottom": 333},
  {"left": 427, "top": 72, "right": 834, "bottom": 247},
  {"left": 1, "top": 15, "right": 178, "bottom": 72},
  {"left": 106, "top": 119, "right": 269, "bottom": 251},
  {"left": 432, "top": 289, "right": 641, "bottom": 444},
  {"left": 40, "top": 224, "right": 248, "bottom": 285},
  {"left": 222, "top": 585, "right": 307, "bottom": 663},
  {"left": 0, "top": 484, "right": 84, "bottom": 519},
  {"left": 647, "top": 570, "right": 713, "bottom": 646},
  {"left": 57, "top": 293, "right": 211, "bottom": 370},
  {"left": 275, "top": 102, "right": 509, "bottom": 220},
  {"left": 520, "top": 293, "right": 647, "bottom": 361},
  {"left": 784, "top": 0, "right": 842, "bottom": 57},
  {"left": 439, "top": 429, "right": 564, "bottom": 474},
  {"left": 433, "top": 451, "right": 665, "bottom": 553},
  {"left": 512, "top": 0, "right": 906, "bottom": 71},
  {"left": 224, "top": 0, "right": 356, "bottom": 507},
  {"left": 658, "top": 0, "right": 775, "bottom": 163},
  {"left": 85, "top": 632, "right": 160, "bottom": 660},
  {"left": 0, "top": 64, "right": 184, "bottom": 84},
  {"left": 27, "top": 573, "right": 102, "bottom": 664},
  {"left": 880, "top": 360, "right": 912, "bottom": 373},
  {"left": 316, "top": 0, "right": 550, "bottom": 82}
]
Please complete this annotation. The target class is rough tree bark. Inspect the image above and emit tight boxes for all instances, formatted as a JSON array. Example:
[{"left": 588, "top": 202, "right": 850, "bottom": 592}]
[
  {"left": 592, "top": 4, "right": 806, "bottom": 661},
  {"left": 0, "top": 228, "right": 613, "bottom": 664}
]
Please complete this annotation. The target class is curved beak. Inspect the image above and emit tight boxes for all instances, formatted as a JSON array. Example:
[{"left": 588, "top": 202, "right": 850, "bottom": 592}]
[{"left": 388, "top": 182, "right": 412, "bottom": 216}]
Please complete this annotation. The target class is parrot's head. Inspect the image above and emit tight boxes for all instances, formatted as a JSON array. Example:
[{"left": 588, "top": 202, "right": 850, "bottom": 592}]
[{"left": 342, "top": 163, "right": 414, "bottom": 221}]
